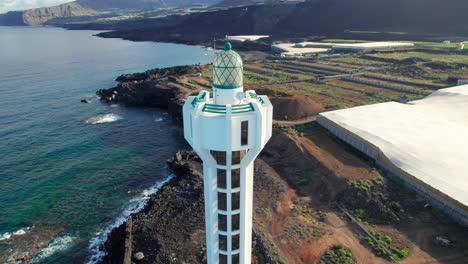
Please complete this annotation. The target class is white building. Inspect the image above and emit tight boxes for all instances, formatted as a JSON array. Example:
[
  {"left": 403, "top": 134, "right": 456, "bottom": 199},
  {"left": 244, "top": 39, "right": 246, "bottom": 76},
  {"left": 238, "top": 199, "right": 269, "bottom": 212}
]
[
  {"left": 183, "top": 42, "right": 273, "bottom": 264},
  {"left": 317, "top": 85, "right": 468, "bottom": 226}
]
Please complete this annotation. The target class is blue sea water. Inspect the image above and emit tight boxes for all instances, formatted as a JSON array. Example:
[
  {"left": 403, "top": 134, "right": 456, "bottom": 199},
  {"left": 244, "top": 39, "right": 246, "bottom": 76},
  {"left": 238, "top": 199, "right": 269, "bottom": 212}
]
[{"left": 0, "top": 26, "right": 214, "bottom": 263}]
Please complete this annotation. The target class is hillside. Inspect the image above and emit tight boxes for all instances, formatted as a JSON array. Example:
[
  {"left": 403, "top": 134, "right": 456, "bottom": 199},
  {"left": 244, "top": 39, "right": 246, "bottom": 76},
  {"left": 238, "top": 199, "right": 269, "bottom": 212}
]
[
  {"left": 0, "top": 2, "right": 97, "bottom": 26},
  {"left": 87, "top": 0, "right": 468, "bottom": 44},
  {"left": 76, "top": 0, "right": 166, "bottom": 10}
]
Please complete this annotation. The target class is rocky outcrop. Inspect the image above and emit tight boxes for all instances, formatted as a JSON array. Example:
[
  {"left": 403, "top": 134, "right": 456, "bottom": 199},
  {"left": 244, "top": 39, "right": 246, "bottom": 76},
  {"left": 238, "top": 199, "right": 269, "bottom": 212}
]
[
  {"left": 97, "top": 65, "right": 203, "bottom": 125},
  {"left": 0, "top": 2, "right": 98, "bottom": 26},
  {"left": 99, "top": 151, "right": 206, "bottom": 264}
]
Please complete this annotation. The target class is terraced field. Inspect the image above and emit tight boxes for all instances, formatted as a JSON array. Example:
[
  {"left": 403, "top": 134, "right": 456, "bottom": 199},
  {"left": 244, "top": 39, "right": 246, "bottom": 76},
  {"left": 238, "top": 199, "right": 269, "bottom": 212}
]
[
  {"left": 200, "top": 49, "right": 465, "bottom": 112},
  {"left": 367, "top": 51, "right": 468, "bottom": 64}
]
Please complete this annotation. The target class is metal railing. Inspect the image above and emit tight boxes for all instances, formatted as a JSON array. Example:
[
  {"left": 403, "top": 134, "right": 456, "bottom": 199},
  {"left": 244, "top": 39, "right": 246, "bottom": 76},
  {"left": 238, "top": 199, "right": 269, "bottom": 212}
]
[{"left": 202, "top": 103, "right": 254, "bottom": 114}]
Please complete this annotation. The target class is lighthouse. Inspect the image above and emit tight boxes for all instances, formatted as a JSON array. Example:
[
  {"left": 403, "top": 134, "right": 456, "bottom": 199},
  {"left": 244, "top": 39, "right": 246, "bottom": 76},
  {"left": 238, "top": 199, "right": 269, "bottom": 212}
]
[{"left": 183, "top": 42, "right": 273, "bottom": 264}]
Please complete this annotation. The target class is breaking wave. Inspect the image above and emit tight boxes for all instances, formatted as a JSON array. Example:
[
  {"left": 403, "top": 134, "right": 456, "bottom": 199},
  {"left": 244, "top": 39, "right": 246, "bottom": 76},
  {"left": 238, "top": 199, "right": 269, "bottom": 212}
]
[
  {"left": 30, "top": 235, "right": 75, "bottom": 263},
  {"left": 85, "top": 114, "right": 123, "bottom": 125},
  {"left": 85, "top": 175, "right": 174, "bottom": 264},
  {"left": 0, "top": 227, "right": 31, "bottom": 241}
]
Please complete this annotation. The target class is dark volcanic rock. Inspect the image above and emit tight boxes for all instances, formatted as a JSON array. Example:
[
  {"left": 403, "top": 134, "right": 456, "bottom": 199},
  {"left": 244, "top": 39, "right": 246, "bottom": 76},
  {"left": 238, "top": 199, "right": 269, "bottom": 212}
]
[
  {"left": 115, "top": 66, "right": 200, "bottom": 82},
  {"left": 424, "top": 61, "right": 468, "bottom": 70},
  {"left": 97, "top": 65, "right": 202, "bottom": 124},
  {"left": 99, "top": 151, "right": 205, "bottom": 264}
]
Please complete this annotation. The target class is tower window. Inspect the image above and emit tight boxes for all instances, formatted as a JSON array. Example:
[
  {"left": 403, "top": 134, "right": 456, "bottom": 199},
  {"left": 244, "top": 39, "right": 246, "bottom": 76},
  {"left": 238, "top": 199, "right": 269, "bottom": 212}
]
[
  {"left": 232, "top": 192, "right": 240, "bottom": 211},
  {"left": 217, "top": 169, "right": 227, "bottom": 189},
  {"left": 232, "top": 213, "right": 240, "bottom": 231},
  {"left": 218, "top": 214, "right": 227, "bottom": 232},
  {"left": 232, "top": 254, "right": 240, "bottom": 264},
  {"left": 218, "top": 192, "right": 227, "bottom": 211},
  {"left": 219, "top": 254, "right": 228, "bottom": 264},
  {"left": 241, "top": 121, "right": 248, "bottom": 146},
  {"left": 232, "top": 234, "right": 240, "bottom": 251},
  {"left": 219, "top": 235, "right": 228, "bottom": 251},
  {"left": 232, "top": 150, "right": 247, "bottom": 165},
  {"left": 231, "top": 169, "right": 240, "bottom": 189},
  {"left": 211, "top": 151, "right": 226, "bottom": 165}
]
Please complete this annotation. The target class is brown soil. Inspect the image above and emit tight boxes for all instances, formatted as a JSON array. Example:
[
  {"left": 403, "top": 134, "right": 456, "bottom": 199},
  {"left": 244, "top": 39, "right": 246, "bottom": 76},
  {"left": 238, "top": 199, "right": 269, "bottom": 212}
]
[
  {"left": 261, "top": 124, "right": 378, "bottom": 203},
  {"left": 269, "top": 96, "right": 325, "bottom": 121},
  {"left": 259, "top": 124, "right": 468, "bottom": 264}
]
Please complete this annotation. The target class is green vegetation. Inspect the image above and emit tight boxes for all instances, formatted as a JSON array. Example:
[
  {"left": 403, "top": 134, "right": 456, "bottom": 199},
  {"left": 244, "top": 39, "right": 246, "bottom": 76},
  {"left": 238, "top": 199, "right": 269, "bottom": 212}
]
[
  {"left": 327, "top": 57, "right": 390, "bottom": 65},
  {"left": 365, "top": 230, "right": 410, "bottom": 260},
  {"left": 369, "top": 51, "right": 468, "bottom": 64},
  {"left": 319, "top": 245, "right": 354, "bottom": 264},
  {"left": 273, "top": 124, "right": 307, "bottom": 136},
  {"left": 295, "top": 205, "right": 314, "bottom": 217},
  {"left": 278, "top": 257, "right": 287, "bottom": 264},
  {"left": 322, "top": 39, "right": 371, "bottom": 43},
  {"left": 312, "top": 230, "right": 325, "bottom": 237}
]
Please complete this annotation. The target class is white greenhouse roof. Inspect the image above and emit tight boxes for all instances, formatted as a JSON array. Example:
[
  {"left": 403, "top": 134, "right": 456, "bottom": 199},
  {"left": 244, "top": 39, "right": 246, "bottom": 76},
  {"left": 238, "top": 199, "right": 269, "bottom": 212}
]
[{"left": 320, "top": 85, "right": 468, "bottom": 207}]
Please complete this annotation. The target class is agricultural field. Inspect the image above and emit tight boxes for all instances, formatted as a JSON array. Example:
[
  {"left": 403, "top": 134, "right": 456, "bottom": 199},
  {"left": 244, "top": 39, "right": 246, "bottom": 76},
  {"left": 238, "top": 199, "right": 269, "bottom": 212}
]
[
  {"left": 368, "top": 51, "right": 468, "bottom": 64},
  {"left": 198, "top": 48, "right": 466, "bottom": 113}
]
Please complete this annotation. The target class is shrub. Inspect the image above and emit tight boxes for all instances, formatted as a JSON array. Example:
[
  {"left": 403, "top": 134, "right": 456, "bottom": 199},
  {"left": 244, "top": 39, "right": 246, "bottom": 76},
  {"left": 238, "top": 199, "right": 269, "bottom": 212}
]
[
  {"left": 278, "top": 257, "right": 287, "bottom": 264},
  {"left": 319, "top": 245, "right": 354, "bottom": 264}
]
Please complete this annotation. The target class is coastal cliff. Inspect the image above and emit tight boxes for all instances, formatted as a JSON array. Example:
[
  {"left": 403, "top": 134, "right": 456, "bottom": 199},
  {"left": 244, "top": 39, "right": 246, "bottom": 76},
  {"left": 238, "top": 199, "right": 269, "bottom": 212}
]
[
  {"left": 97, "top": 65, "right": 204, "bottom": 125},
  {"left": 100, "top": 151, "right": 206, "bottom": 264},
  {"left": 0, "top": 2, "right": 97, "bottom": 26}
]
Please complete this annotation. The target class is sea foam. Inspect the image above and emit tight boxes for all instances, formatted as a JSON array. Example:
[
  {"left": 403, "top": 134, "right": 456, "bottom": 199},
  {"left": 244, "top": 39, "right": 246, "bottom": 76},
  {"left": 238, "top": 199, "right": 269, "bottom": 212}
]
[
  {"left": 30, "top": 235, "right": 75, "bottom": 263},
  {"left": 0, "top": 227, "right": 31, "bottom": 241},
  {"left": 85, "top": 175, "right": 174, "bottom": 264},
  {"left": 85, "top": 114, "right": 123, "bottom": 125}
]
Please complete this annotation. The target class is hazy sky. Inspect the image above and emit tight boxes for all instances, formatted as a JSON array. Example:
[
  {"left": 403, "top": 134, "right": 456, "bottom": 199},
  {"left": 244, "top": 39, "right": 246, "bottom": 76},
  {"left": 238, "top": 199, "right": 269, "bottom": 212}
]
[{"left": 0, "top": 0, "right": 74, "bottom": 13}]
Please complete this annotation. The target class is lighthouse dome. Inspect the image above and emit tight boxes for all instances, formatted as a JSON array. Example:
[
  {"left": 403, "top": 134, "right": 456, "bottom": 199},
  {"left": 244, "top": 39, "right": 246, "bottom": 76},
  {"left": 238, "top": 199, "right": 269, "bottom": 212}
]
[{"left": 212, "top": 42, "right": 243, "bottom": 89}]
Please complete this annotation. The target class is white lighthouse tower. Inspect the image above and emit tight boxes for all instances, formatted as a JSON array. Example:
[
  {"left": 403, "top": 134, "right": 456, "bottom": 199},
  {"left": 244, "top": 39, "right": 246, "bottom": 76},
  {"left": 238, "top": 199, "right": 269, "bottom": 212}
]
[{"left": 183, "top": 42, "right": 273, "bottom": 264}]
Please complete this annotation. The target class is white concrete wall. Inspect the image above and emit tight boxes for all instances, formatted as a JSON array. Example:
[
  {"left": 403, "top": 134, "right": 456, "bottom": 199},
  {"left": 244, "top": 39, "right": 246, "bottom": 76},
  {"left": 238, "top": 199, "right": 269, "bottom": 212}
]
[{"left": 183, "top": 91, "right": 273, "bottom": 264}]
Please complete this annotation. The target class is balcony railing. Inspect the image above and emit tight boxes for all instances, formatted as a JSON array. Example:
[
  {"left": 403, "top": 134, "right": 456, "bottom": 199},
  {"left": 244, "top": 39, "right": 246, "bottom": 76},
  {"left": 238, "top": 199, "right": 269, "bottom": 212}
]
[{"left": 202, "top": 103, "right": 254, "bottom": 114}]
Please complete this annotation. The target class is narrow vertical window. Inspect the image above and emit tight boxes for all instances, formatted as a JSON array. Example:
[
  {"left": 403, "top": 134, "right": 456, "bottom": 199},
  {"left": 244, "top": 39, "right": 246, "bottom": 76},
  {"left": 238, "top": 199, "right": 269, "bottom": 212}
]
[
  {"left": 232, "top": 213, "right": 240, "bottom": 231},
  {"left": 218, "top": 214, "right": 227, "bottom": 232},
  {"left": 241, "top": 121, "right": 248, "bottom": 146},
  {"left": 232, "top": 254, "right": 240, "bottom": 264},
  {"left": 219, "top": 235, "right": 228, "bottom": 251},
  {"left": 217, "top": 169, "right": 227, "bottom": 189},
  {"left": 231, "top": 169, "right": 240, "bottom": 189},
  {"left": 232, "top": 234, "right": 240, "bottom": 251},
  {"left": 219, "top": 254, "right": 228, "bottom": 264},
  {"left": 232, "top": 192, "right": 240, "bottom": 211},
  {"left": 218, "top": 192, "right": 227, "bottom": 211}
]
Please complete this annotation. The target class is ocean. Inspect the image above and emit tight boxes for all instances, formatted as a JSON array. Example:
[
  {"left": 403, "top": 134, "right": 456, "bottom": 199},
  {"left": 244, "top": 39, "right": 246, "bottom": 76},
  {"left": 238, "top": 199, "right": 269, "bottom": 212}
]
[{"left": 0, "top": 26, "right": 214, "bottom": 263}]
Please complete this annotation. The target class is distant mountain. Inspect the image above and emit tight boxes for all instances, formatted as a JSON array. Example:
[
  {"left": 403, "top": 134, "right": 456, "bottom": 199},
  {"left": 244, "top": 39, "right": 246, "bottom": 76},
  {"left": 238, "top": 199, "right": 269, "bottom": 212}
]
[
  {"left": 76, "top": 0, "right": 166, "bottom": 10},
  {"left": 0, "top": 2, "right": 97, "bottom": 26},
  {"left": 76, "top": 0, "right": 222, "bottom": 9},
  {"left": 88, "top": 0, "right": 468, "bottom": 46},
  {"left": 0, "top": 0, "right": 224, "bottom": 26}
]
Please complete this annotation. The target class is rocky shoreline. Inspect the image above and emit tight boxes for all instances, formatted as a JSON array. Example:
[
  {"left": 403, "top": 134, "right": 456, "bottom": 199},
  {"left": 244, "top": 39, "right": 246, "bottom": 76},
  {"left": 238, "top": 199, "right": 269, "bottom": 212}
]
[
  {"left": 99, "top": 151, "right": 206, "bottom": 264},
  {"left": 97, "top": 65, "right": 203, "bottom": 125},
  {"left": 94, "top": 66, "right": 285, "bottom": 263}
]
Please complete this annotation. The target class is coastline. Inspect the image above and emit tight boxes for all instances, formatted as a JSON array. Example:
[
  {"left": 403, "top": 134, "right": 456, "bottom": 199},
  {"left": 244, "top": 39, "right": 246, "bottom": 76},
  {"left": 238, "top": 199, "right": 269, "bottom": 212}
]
[{"left": 90, "top": 64, "right": 282, "bottom": 263}]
